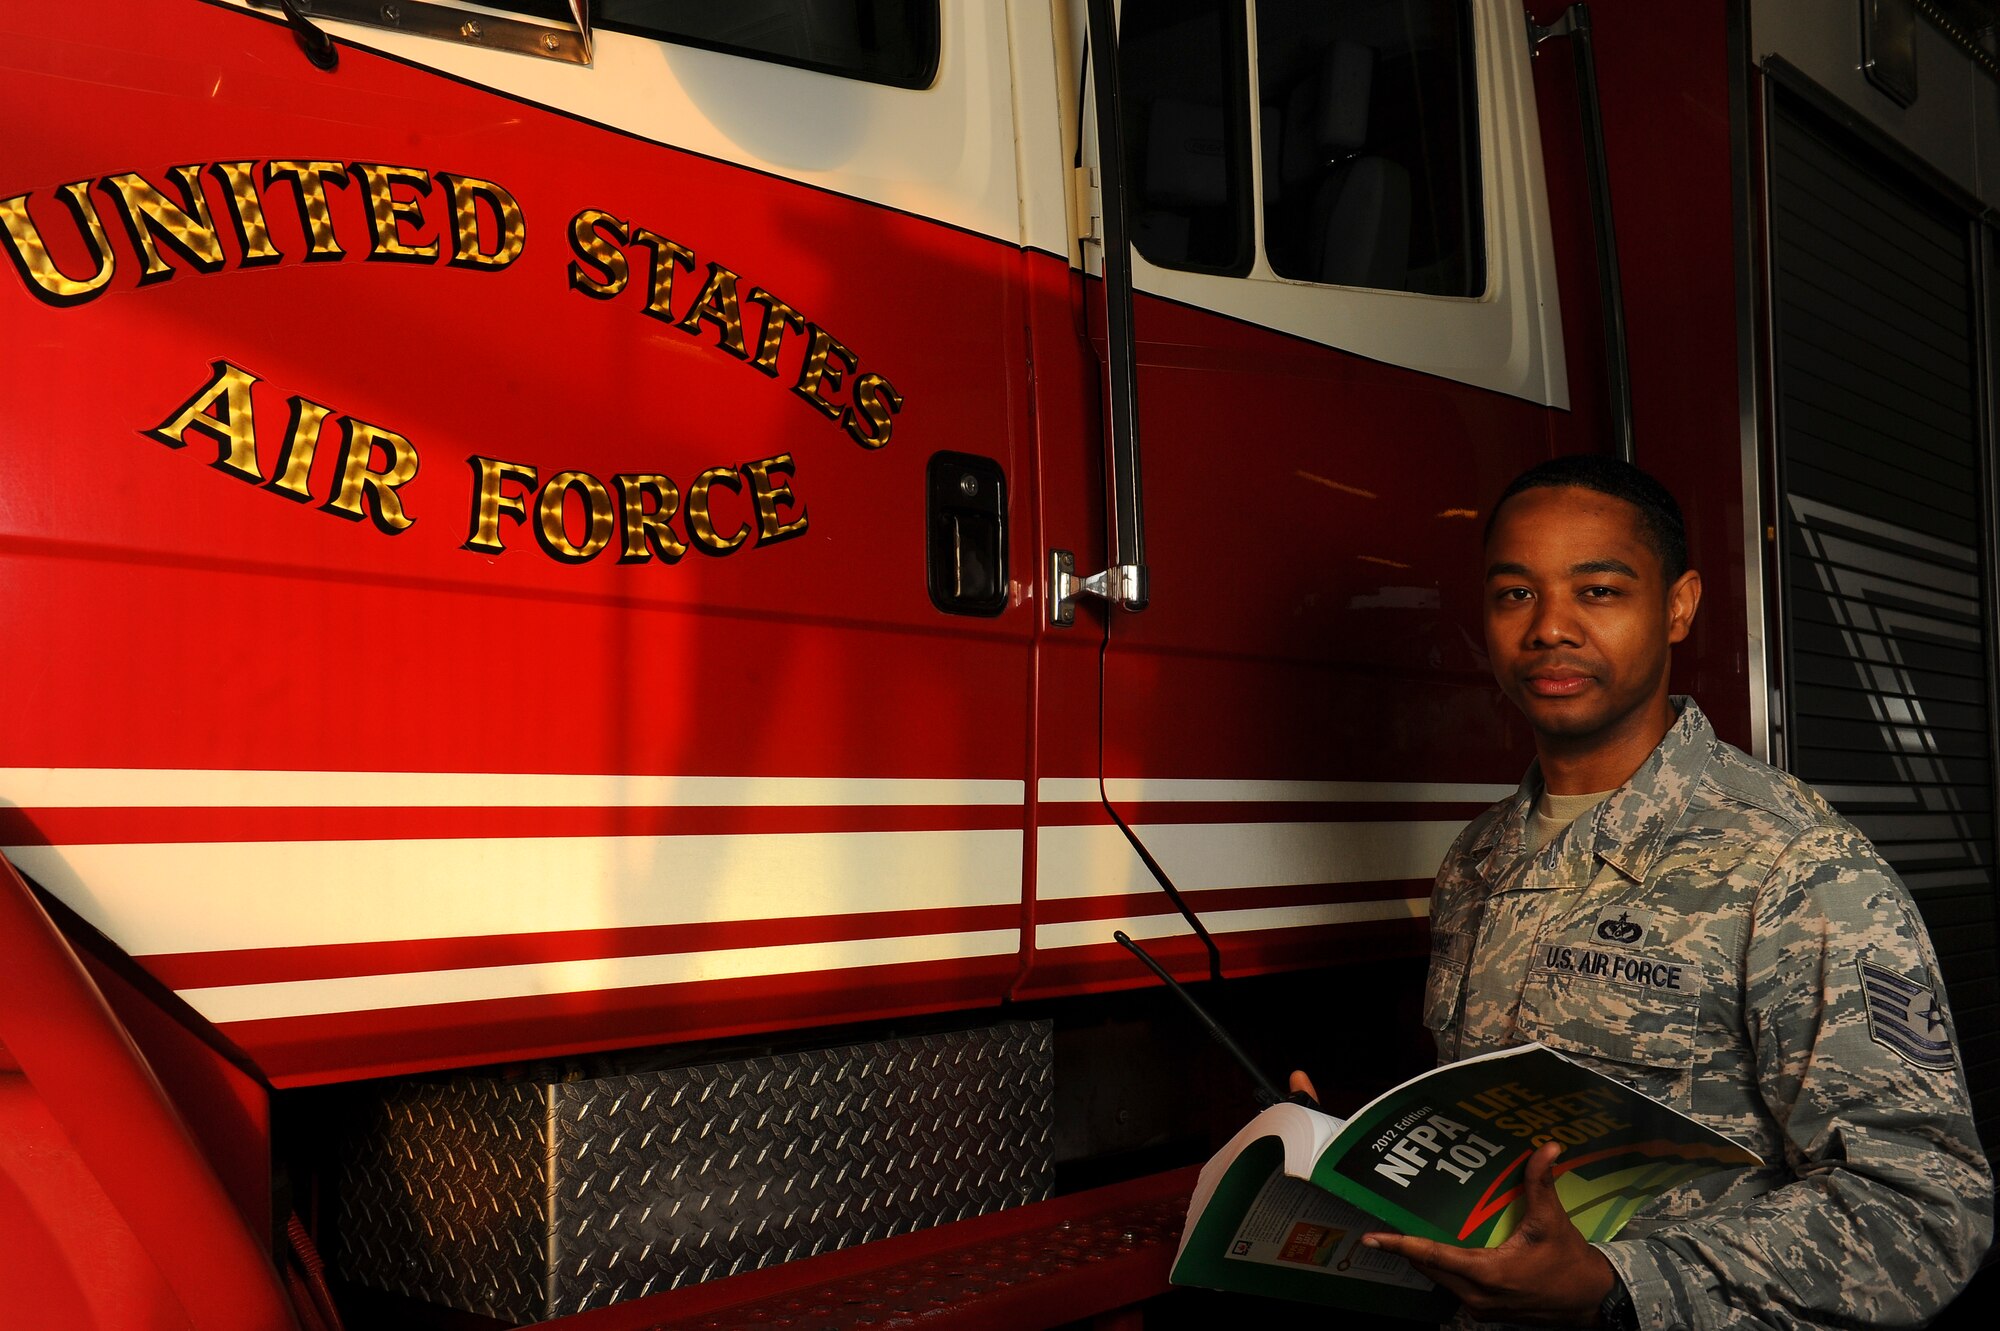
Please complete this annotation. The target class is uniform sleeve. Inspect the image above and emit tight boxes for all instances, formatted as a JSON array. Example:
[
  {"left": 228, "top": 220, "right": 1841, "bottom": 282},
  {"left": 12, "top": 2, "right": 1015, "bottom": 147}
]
[
  {"left": 1421, "top": 814, "right": 1497, "bottom": 1063},
  {"left": 1597, "top": 823, "right": 1994, "bottom": 1331}
]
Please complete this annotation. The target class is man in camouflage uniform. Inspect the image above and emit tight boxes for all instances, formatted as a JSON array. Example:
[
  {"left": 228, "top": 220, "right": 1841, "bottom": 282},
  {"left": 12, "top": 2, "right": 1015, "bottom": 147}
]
[{"left": 1356, "top": 457, "right": 1992, "bottom": 1328}]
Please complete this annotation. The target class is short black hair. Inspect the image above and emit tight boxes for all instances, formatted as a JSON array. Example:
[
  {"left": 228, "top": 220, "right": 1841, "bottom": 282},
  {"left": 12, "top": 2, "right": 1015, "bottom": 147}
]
[{"left": 1486, "top": 455, "right": 1688, "bottom": 580}]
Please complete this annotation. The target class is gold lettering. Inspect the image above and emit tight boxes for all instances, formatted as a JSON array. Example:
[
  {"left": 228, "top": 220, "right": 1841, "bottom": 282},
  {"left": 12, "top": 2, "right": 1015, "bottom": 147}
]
[
  {"left": 841, "top": 372, "right": 903, "bottom": 449},
  {"left": 792, "top": 324, "right": 856, "bottom": 422},
  {"left": 100, "top": 167, "right": 228, "bottom": 284},
  {"left": 740, "top": 453, "right": 808, "bottom": 545},
  {"left": 566, "top": 208, "right": 629, "bottom": 298},
  {"left": 675, "top": 262, "right": 748, "bottom": 359},
  {"left": 350, "top": 163, "right": 439, "bottom": 263},
  {"left": 265, "top": 160, "right": 351, "bottom": 261},
  {"left": 685, "top": 465, "right": 749, "bottom": 555},
  {"left": 745, "top": 287, "right": 806, "bottom": 378},
  {"left": 464, "top": 456, "right": 538, "bottom": 552},
  {"left": 437, "top": 173, "right": 525, "bottom": 271},
  {"left": 0, "top": 182, "right": 117, "bottom": 307},
  {"left": 208, "top": 162, "right": 284, "bottom": 267},
  {"left": 268, "top": 396, "right": 335, "bottom": 501},
  {"left": 633, "top": 229, "right": 696, "bottom": 322},
  {"left": 616, "top": 474, "right": 689, "bottom": 564},
  {"left": 322, "top": 418, "right": 419, "bottom": 533},
  {"left": 535, "top": 470, "right": 616, "bottom": 563},
  {"left": 145, "top": 359, "right": 263, "bottom": 482}
]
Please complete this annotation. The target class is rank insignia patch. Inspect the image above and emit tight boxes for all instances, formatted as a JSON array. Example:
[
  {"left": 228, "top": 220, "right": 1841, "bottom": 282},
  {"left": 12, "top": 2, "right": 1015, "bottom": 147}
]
[{"left": 1857, "top": 960, "right": 1954, "bottom": 1071}]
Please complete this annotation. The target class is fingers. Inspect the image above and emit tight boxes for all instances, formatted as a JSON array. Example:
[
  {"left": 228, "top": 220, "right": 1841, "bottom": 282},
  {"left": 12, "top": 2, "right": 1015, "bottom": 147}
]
[
  {"left": 1364, "top": 1234, "right": 1502, "bottom": 1306},
  {"left": 1363, "top": 1232, "right": 1473, "bottom": 1278},
  {"left": 1520, "top": 1141, "right": 1565, "bottom": 1229},
  {"left": 1287, "top": 1069, "right": 1318, "bottom": 1101},
  {"left": 1367, "top": 1160, "right": 1605, "bottom": 1326}
]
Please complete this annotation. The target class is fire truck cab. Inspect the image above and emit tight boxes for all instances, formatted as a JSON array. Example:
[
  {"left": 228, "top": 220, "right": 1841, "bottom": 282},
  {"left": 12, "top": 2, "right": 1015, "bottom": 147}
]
[{"left": 3, "top": 1, "right": 1998, "bottom": 1327}]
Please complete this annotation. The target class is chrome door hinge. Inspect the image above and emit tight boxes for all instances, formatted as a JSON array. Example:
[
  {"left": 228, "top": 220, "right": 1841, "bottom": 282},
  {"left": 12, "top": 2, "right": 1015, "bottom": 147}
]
[
  {"left": 1527, "top": 5, "right": 1578, "bottom": 47},
  {"left": 1049, "top": 550, "right": 1147, "bottom": 626}
]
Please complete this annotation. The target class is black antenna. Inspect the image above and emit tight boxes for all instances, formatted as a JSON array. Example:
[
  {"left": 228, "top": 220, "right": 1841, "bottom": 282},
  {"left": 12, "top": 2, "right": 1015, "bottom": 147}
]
[
  {"left": 1115, "top": 931, "right": 1305, "bottom": 1108},
  {"left": 1104, "top": 800, "right": 1224, "bottom": 983}
]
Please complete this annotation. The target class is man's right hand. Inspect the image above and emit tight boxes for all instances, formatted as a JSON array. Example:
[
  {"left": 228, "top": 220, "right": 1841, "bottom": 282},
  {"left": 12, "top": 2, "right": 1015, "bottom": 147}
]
[{"left": 1362, "top": 1141, "right": 1616, "bottom": 1326}]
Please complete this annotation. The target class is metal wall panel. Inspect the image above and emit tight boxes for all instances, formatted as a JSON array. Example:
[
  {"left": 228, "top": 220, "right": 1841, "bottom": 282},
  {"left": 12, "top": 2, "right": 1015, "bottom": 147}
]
[
  {"left": 1769, "top": 86, "right": 2000, "bottom": 1148},
  {"left": 1752, "top": 0, "right": 2000, "bottom": 213},
  {"left": 333, "top": 1021, "right": 1056, "bottom": 1323}
]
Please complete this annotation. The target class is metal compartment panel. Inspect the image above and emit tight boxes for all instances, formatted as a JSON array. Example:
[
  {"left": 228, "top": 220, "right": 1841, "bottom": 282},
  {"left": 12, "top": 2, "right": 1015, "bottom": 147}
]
[{"left": 335, "top": 1022, "right": 1055, "bottom": 1322}]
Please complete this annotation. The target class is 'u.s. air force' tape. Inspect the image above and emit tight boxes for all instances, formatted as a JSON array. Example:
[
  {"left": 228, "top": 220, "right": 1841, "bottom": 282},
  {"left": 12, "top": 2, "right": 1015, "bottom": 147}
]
[
  {"left": 1534, "top": 944, "right": 1702, "bottom": 994},
  {"left": 1857, "top": 959, "right": 1955, "bottom": 1072}
]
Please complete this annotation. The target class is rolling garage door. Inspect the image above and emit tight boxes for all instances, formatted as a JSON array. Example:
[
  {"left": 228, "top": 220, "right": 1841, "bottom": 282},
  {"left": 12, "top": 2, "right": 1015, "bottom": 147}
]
[{"left": 1768, "top": 87, "right": 2000, "bottom": 1146}]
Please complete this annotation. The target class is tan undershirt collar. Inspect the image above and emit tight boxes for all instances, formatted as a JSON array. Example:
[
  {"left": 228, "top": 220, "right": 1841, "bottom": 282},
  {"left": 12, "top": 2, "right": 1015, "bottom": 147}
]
[{"left": 1526, "top": 787, "right": 1617, "bottom": 854}]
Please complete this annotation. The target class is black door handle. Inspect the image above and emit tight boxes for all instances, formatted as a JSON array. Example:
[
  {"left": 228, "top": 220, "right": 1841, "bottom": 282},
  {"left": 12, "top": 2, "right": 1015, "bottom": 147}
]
[{"left": 926, "top": 452, "right": 1008, "bottom": 616}]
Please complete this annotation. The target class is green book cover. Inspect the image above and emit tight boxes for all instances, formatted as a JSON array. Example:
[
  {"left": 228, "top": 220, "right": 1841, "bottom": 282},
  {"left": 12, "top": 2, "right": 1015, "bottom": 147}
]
[{"left": 1170, "top": 1042, "right": 1760, "bottom": 1316}]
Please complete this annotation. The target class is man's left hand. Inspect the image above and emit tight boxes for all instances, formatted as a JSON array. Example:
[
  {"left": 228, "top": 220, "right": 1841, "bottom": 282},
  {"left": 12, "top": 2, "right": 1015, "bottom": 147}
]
[{"left": 1361, "top": 1141, "right": 1616, "bottom": 1326}]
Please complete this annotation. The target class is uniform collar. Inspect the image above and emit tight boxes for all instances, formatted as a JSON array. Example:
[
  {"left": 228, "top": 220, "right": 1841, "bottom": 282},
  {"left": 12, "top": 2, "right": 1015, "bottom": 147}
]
[{"left": 1472, "top": 697, "right": 1716, "bottom": 887}]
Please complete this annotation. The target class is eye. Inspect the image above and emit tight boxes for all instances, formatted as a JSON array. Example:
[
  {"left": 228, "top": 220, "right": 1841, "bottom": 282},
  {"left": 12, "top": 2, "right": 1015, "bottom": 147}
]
[
  {"left": 1493, "top": 586, "right": 1532, "bottom": 604},
  {"left": 1580, "top": 585, "right": 1620, "bottom": 600}
]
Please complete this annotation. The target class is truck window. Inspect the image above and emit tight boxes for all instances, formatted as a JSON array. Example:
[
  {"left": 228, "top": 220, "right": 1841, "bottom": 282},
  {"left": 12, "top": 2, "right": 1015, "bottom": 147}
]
[
  {"left": 491, "top": 1, "right": 941, "bottom": 89},
  {"left": 1113, "top": 0, "right": 1556, "bottom": 404},
  {"left": 1254, "top": 0, "right": 1484, "bottom": 295},
  {"left": 1120, "top": 0, "right": 1256, "bottom": 275}
]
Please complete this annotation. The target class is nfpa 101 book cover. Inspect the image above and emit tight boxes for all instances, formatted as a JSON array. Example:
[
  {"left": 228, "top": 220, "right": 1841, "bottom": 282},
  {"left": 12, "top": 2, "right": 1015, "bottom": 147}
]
[{"left": 1170, "top": 1042, "right": 1761, "bottom": 1317}]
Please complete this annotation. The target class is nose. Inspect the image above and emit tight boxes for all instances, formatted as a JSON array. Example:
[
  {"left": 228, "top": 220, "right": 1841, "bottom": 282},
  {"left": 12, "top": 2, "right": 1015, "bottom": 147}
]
[{"left": 1527, "top": 597, "right": 1581, "bottom": 649}]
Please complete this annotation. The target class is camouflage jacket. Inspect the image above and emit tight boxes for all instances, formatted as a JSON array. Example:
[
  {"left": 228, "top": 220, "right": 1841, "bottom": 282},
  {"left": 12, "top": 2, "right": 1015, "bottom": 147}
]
[{"left": 1426, "top": 699, "right": 1992, "bottom": 1329}]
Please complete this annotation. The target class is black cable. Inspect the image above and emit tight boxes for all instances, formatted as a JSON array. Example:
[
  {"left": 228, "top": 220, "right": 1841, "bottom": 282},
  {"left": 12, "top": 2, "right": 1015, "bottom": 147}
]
[
  {"left": 276, "top": 0, "right": 339, "bottom": 71},
  {"left": 1097, "top": 635, "right": 1224, "bottom": 984}
]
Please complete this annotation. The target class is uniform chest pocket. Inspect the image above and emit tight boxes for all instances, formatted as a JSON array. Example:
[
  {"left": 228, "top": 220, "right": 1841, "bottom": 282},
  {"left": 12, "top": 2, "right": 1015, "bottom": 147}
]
[{"left": 1517, "top": 966, "right": 1700, "bottom": 1113}]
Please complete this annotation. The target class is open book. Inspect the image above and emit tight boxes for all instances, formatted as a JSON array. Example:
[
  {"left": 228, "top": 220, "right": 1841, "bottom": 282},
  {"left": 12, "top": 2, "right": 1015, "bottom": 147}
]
[{"left": 1170, "top": 1042, "right": 1761, "bottom": 1317}]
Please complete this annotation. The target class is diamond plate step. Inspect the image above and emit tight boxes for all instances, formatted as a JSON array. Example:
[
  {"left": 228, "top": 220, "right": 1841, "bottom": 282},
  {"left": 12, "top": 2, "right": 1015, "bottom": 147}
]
[{"left": 335, "top": 1022, "right": 1055, "bottom": 1324}]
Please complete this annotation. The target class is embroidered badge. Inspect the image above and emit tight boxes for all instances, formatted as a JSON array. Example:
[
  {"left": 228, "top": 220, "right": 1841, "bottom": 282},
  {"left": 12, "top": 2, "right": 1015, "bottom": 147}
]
[
  {"left": 1858, "top": 960, "right": 1954, "bottom": 1071},
  {"left": 1594, "top": 910, "right": 1646, "bottom": 946}
]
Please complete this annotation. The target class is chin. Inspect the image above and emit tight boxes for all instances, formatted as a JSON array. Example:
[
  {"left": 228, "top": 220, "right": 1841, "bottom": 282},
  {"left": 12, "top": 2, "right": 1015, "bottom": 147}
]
[
  {"left": 1515, "top": 700, "right": 1611, "bottom": 738},
  {"left": 1531, "top": 718, "right": 1609, "bottom": 740}
]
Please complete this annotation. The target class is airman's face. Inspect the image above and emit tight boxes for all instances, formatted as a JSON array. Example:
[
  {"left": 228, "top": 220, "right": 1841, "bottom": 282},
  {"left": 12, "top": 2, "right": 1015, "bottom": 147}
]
[{"left": 1483, "top": 486, "right": 1700, "bottom": 756}]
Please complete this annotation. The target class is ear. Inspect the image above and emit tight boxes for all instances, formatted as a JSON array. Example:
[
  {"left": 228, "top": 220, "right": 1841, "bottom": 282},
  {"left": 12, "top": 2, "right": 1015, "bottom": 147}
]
[{"left": 1666, "top": 569, "right": 1702, "bottom": 644}]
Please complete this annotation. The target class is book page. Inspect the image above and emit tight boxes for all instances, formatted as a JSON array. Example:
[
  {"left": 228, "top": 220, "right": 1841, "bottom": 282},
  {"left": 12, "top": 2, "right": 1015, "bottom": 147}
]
[
  {"left": 1180, "top": 1100, "right": 1347, "bottom": 1234},
  {"left": 1220, "top": 1171, "right": 1433, "bottom": 1293}
]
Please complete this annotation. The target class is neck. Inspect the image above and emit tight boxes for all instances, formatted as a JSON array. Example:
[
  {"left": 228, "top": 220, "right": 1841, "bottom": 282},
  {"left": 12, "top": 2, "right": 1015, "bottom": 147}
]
[{"left": 1535, "top": 696, "right": 1678, "bottom": 795}]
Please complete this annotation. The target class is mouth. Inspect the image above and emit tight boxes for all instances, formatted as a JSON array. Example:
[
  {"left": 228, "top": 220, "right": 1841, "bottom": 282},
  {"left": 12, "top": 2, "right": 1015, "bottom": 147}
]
[{"left": 1523, "top": 669, "right": 1594, "bottom": 698}]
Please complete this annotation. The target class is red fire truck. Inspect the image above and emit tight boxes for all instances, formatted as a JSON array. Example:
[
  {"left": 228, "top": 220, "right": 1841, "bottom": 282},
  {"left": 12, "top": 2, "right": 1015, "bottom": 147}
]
[{"left": 4, "top": 1, "right": 1995, "bottom": 1326}]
